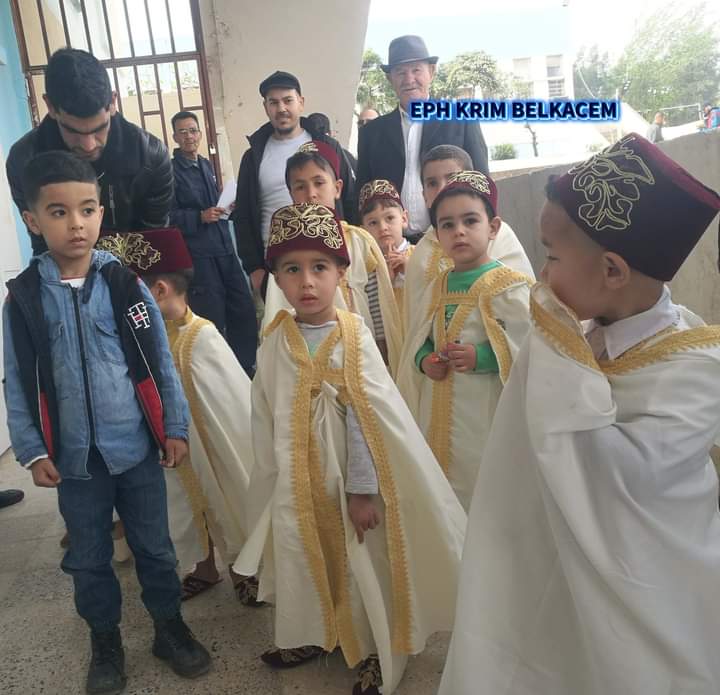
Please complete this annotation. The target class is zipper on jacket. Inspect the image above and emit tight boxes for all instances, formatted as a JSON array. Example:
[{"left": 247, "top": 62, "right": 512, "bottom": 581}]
[
  {"left": 109, "top": 184, "right": 116, "bottom": 226},
  {"left": 70, "top": 287, "right": 96, "bottom": 443}
]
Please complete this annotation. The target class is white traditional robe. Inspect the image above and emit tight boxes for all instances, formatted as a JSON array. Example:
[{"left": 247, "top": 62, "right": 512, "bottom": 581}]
[
  {"left": 396, "top": 265, "right": 532, "bottom": 510},
  {"left": 163, "top": 310, "right": 253, "bottom": 572},
  {"left": 402, "top": 221, "right": 535, "bottom": 335},
  {"left": 235, "top": 309, "right": 465, "bottom": 694},
  {"left": 261, "top": 221, "right": 403, "bottom": 375},
  {"left": 439, "top": 283, "right": 720, "bottom": 695}
]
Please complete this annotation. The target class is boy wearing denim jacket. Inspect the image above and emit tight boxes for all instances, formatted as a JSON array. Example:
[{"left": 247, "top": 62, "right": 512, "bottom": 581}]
[{"left": 2, "top": 152, "right": 211, "bottom": 695}]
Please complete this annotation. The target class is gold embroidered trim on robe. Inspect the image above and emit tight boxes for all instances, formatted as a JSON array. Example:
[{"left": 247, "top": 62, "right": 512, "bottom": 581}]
[
  {"left": 530, "top": 291, "right": 599, "bottom": 372},
  {"left": 599, "top": 325, "right": 720, "bottom": 375},
  {"left": 426, "top": 267, "right": 531, "bottom": 475},
  {"left": 283, "top": 314, "right": 362, "bottom": 666},
  {"left": 337, "top": 310, "right": 413, "bottom": 654},
  {"left": 168, "top": 311, "right": 215, "bottom": 558},
  {"left": 424, "top": 237, "right": 453, "bottom": 286}
]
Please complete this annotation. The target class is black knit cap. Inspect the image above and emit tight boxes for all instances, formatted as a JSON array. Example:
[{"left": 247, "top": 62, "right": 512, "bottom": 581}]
[{"left": 259, "top": 71, "right": 301, "bottom": 97}]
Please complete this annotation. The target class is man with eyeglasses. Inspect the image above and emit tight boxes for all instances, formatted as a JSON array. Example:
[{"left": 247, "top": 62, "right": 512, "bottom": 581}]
[
  {"left": 7, "top": 48, "right": 173, "bottom": 256},
  {"left": 169, "top": 110, "right": 258, "bottom": 375}
]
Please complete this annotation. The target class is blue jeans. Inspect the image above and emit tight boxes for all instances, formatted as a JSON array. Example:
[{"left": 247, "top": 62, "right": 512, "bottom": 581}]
[{"left": 58, "top": 447, "right": 181, "bottom": 632}]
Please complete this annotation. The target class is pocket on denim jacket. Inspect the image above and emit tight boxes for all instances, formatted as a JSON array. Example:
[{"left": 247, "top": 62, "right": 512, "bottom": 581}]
[{"left": 95, "top": 319, "right": 127, "bottom": 366}]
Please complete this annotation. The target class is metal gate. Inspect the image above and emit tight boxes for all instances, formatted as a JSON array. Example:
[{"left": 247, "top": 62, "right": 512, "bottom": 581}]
[{"left": 9, "top": 0, "right": 221, "bottom": 178}]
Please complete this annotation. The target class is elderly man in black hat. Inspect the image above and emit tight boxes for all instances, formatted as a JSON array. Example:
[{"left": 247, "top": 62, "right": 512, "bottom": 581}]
[
  {"left": 231, "top": 71, "right": 356, "bottom": 295},
  {"left": 357, "top": 35, "right": 489, "bottom": 242}
]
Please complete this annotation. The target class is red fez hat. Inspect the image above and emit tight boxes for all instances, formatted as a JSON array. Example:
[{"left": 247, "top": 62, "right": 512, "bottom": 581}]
[
  {"left": 551, "top": 133, "right": 720, "bottom": 281},
  {"left": 430, "top": 170, "right": 498, "bottom": 227},
  {"left": 265, "top": 203, "right": 350, "bottom": 269},
  {"left": 358, "top": 179, "right": 404, "bottom": 216},
  {"left": 96, "top": 228, "right": 193, "bottom": 275},
  {"left": 295, "top": 140, "right": 340, "bottom": 179}
]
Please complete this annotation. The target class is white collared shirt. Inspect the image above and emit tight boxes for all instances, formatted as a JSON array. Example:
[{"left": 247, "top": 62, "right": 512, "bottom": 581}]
[
  {"left": 585, "top": 286, "right": 681, "bottom": 360},
  {"left": 399, "top": 108, "right": 430, "bottom": 237}
]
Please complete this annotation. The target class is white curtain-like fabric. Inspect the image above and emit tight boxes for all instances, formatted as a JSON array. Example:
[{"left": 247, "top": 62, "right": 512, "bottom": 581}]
[
  {"left": 439, "top": 284, "right": 720, "bottom": 695},
  {"left": 235, "top": 310, "right": 465, "bottom": 694}
]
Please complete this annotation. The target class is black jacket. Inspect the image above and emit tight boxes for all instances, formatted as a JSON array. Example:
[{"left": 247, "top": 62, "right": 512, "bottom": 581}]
[
  {"left": 7, "top": 113, "right": 173, "bottom": 255},
  {"left": 170, "top": 150, "right": 234, "bottom": 259},
  {"left": 231, "top": 117, "right": 356, "bottom": 275},
  {"left": 6, "top": 261, "right": 168, "bottom": 459},
  {"left": 356, "top": 107, "right": 489, "bottom": 195}
]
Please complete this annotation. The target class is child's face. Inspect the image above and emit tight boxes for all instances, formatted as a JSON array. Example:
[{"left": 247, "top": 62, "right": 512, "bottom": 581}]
[
  {"left": 422, "top": 159, "right": 464, "bottom": 210},
  {"left": 288, "top": 161, "right": 342, "bottom": 209},
  {"left": 436, "top": 194, "right": 500, "bottom": 272},
  {"left": 539, "top": 201, "right": 609, "bottom": 320},
  {"left": 274, "top": 249, "right": 345, "bottom": 325},
  {"left": 361, "top": 203, "right": 407, "bottom": 253},
  {"left": 22, "top": 181, "right": 103, "bottom": 268}
]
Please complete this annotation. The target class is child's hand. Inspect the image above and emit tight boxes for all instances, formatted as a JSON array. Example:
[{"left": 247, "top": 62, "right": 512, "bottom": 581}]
[
  {"left": 348, "top": 494, "right": 381, "bottom": 543},
  {"left": 421, "top": 354, "right": 449, "bottom": 381},
  {"left": 386, "top": 250, "right": 407, "bottom": 277},
  {"left": 446, "top": 342, "right": 476, "bottom": 373},
  {"left": 161, "top": 438, "right": 188, "bottom": 468},
  {"left": 30, "top": 457, "right": 61, "bottom": 487}
]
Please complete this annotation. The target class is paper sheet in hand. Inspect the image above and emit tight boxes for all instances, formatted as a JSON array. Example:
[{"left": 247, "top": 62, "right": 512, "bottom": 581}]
[{"left": 217, "top": 178, "right": 237, "bottom": 219}]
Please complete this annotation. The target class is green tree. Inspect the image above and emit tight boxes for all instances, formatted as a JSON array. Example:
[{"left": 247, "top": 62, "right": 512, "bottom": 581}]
[
  {"left": 491, "top": 143, "right": 517, "bottom": 160},
  {"left": 573, "top": 45, "right": 614, "bottom": 99},
  {"left": 355, "top": 49, "right": 397, "bottom": 115},
  {"left": 432, "top": 51, "right": 510, "bottom": 99},
  {"left": 611, "top": 3, "right": 720, "bottom": 122}
]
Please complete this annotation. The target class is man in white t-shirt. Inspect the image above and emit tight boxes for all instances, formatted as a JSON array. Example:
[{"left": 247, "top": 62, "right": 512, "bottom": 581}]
[{"left": 232, "top": 71, "right": 356, "bottom": 294}]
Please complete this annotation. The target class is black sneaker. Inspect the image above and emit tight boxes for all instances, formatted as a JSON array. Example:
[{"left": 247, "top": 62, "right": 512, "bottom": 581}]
[
  {"left": 152, "top": 613, "right": 211, "bottom": 678},
  {"left": 86, "top": 628, "right": 126, "bottom": 695}
]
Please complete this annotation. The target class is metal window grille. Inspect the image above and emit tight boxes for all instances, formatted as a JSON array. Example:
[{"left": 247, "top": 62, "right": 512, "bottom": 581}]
[{"left": 9, "top": 0, "right": 221, "bottom": 180}]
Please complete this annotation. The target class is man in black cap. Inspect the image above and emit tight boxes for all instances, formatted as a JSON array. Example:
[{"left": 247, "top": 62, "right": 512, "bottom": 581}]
[
  {"left": 231, "top": 71, "right": 356, "bottom": 294},
  {"left": 357, "top": 35, "right": 489, "bottom": 242}
]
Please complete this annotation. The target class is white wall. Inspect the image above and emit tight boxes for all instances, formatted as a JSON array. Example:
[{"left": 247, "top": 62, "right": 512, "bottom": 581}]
[
  {"left": 496, "top": 129, "right": 720, "bottom": 323},
  {"left": 199, "top": 0, "right": 371, "bottom": 178},
  {"left": 0, "top": 144, "right": 24, "bottom": 453}
]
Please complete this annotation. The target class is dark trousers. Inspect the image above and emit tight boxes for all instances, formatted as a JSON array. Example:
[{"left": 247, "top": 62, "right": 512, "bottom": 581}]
[
  {"left": 58, "top": 447, "right": 181, "bottom": 633},
  {"left": 189, "top": 253, "right": 258, "bottom": 376}
]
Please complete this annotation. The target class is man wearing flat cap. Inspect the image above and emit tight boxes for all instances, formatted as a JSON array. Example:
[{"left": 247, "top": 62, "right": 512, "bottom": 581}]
[
  {"left": 357, "top": 35, "right": 489, "bottom": 242},
  {"left": 231, "top": 71, "right": 356, "bottom": 295}
]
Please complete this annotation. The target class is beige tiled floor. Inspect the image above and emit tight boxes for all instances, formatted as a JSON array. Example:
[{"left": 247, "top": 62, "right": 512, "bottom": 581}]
[{"left": 0, "top": 449, "right": 448, "bottom": 695}]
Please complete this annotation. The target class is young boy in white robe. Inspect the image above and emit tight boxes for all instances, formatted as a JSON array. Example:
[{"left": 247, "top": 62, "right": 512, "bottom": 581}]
[
  {"left": 261, "top": 141, "right": 403, "bottom": 374},
  {"left": 397, "top": 172, "right": 533, "bottom": 511},
  {"left": 358, "top": 179, "right": 413, "bottom": 339},
  {"left": 97, "top": 227, "right": 259, "bottom": 605},
  {"left": 234, "top": 203, "right": 466, "bottom": 695},
  {"left": 403, "top": 145, "right": 534, "bottom": 334},
  {"left": 439, "top": 133, "right": 720, "bottom": 695}
]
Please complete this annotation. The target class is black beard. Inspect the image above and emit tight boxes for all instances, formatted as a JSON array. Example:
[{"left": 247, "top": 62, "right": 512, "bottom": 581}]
[{"left": 274, "top": 124, "right": 296, "bottom": 136}]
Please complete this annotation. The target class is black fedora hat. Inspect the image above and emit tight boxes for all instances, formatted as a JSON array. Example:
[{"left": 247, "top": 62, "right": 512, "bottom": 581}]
[{"left": 381, "top": 35, "right": 439, "bottom": 73}]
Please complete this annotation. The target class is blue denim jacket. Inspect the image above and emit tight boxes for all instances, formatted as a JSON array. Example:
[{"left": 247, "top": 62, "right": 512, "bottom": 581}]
[{"left": 3, "top": 250, "right": 189, "bottom": 479}]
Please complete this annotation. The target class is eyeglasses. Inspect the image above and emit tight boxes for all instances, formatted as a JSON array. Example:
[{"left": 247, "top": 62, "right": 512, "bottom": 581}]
[{"left": 177, "top": 128, "right": 200, "bottom": 136}]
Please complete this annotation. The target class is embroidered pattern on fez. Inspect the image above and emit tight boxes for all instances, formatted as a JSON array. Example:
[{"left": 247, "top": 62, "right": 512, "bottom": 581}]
[
  {"left": 268, "top": 204, "right": 344, "bottom": 250},
  {"left": 359, "top": 179, "right": 401, "bottom": 212},
  {"left": 447, "top": 170, "right": 492, "bottom": 195},
  {"left": 568, "top": 140, "right": 655, "bottom": 233},
  {"left": 298, "top": 142, "right": 319, "bottom": 154},
  {"left": 96, "top": 232, "right": 162, "bottom": 270}
]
